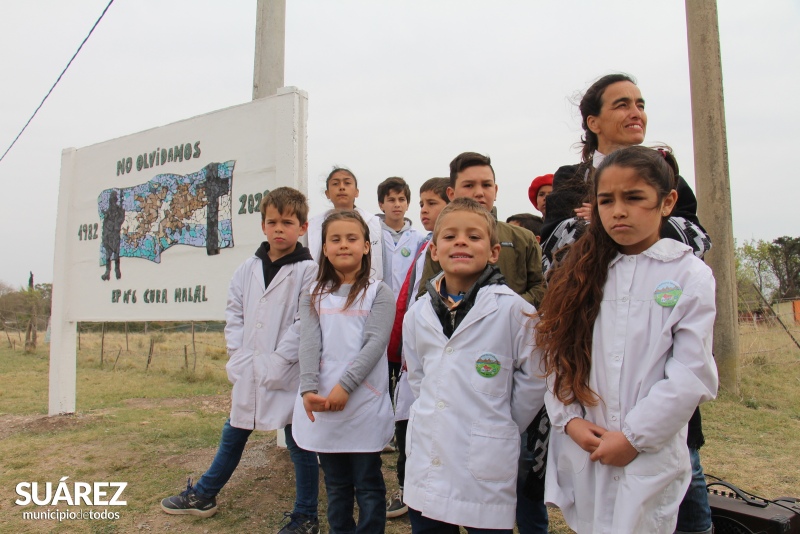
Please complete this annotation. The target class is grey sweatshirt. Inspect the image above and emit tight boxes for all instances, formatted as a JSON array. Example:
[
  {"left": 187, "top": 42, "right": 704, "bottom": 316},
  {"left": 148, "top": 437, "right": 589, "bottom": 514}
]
[{"left": 298, "top": 281, "right": 395, "bottom": 395}]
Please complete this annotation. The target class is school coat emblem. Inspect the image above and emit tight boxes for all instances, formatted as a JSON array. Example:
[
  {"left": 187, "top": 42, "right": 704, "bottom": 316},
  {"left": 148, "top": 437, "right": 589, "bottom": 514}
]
[
  {"left": 654, "top": 280, "right": 682, "bottom": 307},
  {"left": 401, "top": 247, "right": 411, "bottom": 257},
  {"left": 475, "top": 353, "right": 501, "bottom": 378}
]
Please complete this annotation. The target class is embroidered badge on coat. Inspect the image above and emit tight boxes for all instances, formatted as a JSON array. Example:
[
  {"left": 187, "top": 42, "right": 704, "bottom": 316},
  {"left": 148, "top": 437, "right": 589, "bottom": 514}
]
[
  {"left": 654, "top": 280, "right": 682, "bottom": 307},
  {"left": 475, "top": 353, "right": 501, "bottom": 378},
  {"left": 400, "top": 247, "right": 411, "bottom": 257}
]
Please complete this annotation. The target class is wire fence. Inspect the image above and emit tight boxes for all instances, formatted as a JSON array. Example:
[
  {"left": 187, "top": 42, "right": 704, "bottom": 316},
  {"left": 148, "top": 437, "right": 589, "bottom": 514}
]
[
  {"left": 1, "top": 309, "right": 229, "bottom": 377},
  {"left": 2, "top": 297, "right": 798, "bottom": 372},
  {"left": 73, "top": 321, "right": 228, "bottom": 376}
]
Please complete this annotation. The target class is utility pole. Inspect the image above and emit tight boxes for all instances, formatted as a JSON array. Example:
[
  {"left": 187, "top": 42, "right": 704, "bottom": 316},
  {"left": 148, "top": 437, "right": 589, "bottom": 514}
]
[
  {"left": 253, "top": 0, "right": 286, "bottom": 99},
  {"left": 685, "top": 0, "right": 739, "bottom": 393}
]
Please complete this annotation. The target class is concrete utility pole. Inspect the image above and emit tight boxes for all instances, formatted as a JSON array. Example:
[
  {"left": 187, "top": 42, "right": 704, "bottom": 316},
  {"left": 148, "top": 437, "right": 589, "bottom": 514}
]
[
  {"left": 685, "top": 0, "right": 739, "bottom": 394},
  {"left": 253, "top": 0, "right": 286, "bottom": 99}
]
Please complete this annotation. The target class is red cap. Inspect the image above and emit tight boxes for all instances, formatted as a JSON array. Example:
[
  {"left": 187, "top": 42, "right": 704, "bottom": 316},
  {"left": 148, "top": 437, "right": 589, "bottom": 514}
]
[{"left": 528, "top": 174, "right": 554, "bottom": 210}]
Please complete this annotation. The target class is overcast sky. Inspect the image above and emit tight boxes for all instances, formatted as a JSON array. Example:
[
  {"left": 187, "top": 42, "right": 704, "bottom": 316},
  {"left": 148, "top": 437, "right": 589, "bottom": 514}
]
[{"left": 0, "top": 1, "right": 797, "bottom": 287}]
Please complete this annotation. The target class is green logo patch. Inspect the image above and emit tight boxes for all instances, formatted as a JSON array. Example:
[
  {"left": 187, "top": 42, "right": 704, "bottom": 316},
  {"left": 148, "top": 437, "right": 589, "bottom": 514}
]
[
  {"left": 654, "top": 280, "right": 682, "bottom": 307},
  {"left": 475, "top": 353, "right": 501, "bottom": 378},
  {"left": 400, "top": 247, "right": 411, "bottom": 257}
]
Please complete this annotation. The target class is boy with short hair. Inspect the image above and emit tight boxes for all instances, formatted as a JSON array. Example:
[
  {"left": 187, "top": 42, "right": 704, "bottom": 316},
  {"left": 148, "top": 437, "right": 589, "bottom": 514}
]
[
  {"left": 377, "top": 176, "right": 422, "bottom": 298},
  {"left": 417, "top": 152, "right": 545, "bottom": 307},
  {"left": 385, "top": 177, "right": 449, "bottom": 519},
  {"left": 402, "top": 198, "right": 546, "bottom": 532},
  {"left": 161, "top": 187, "right": 320, "bottom": 534},
  {"left": 506, "top": 213, "right": 543, "bottom": 241}
]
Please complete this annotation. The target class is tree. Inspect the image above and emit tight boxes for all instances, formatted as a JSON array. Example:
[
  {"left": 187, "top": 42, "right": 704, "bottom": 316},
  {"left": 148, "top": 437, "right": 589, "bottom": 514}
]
[
  {"left": 0, "top": 280, "right": 52, "bottom": 344},
  {"left": 766, "top": 236, "right": 800, "bottom": 300},
  {"left": 34, "top": 283, "right": 52, "bottom": 315},
  {"left": 0, "top": 280, "right": 14, "bottom": 297},
  {"left": 736, "top": 239, "right": 776, "bottom": 308}
]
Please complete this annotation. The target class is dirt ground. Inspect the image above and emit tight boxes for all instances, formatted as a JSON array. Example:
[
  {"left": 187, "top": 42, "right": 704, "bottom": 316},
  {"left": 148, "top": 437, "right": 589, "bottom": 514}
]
[
  {"left": 130, "top": 394, "right": 412, "bottom": 533},
  {"left": 2, "top": 394, "right": 412, "bottom": 533}
]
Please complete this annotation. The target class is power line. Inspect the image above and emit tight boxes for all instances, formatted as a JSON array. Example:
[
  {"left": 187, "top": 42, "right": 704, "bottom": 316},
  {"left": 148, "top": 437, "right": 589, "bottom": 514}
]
[{"left": 0, "top": 0, "right": 115, "bottom": 164}]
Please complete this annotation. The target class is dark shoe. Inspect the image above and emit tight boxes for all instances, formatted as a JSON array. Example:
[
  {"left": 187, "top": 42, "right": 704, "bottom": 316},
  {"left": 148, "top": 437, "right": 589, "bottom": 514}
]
[
  {"left": 160, "top": 479, "right": 218, "bottom": 518},
  {"left": 277, "top": 511, "right": 319, "bottom": 534},
  {"left": 386, "top": 489, "right": 408, "bottom": 518}
]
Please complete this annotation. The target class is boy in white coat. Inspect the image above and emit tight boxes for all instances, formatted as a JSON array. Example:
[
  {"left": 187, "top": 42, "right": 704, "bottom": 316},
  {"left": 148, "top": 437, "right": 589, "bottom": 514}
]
[
  {"left": 376, "top": 176, "right": 422, "bottom": 404},
  {"left": 161, "top": 188, "right": 320, "bottom": 534},
  {"left": 402, "top": 198, "right": 547, "bottom": 533}
]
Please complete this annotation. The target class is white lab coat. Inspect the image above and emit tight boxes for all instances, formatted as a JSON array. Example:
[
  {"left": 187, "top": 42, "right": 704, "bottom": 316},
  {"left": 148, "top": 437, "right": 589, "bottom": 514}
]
[
  {"left": 402, "top": 283, "right": 546, "bottom": 529},
  {"left": 545, "top": 239, "right": 718, "bottom": 534},
  {"left": 307, "top": 206, "right": 383, "bottom": 280},
  {"left": 380, "top": 219, "right": 422, "bottom": 298},
  {"left": 394, "top": 239, "right": 430, "bottom": 422},
  {"left": 291, "top": 282, "right": 394, "bottom": 453},
  {"left": 224, "top": 255, "right": 317, "bottom": 431}
]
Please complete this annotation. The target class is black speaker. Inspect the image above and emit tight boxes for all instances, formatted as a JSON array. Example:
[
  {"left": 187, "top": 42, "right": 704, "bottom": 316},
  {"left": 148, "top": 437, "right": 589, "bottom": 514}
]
[{"left": 707, "top": 480, "right": 800, "bottom": 534}]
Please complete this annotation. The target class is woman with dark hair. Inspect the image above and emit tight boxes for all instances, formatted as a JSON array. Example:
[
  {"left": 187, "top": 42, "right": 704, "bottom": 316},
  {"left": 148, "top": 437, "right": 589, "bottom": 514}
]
[{"left": 540, "top": 74, "right": 710, "bottom": 273}]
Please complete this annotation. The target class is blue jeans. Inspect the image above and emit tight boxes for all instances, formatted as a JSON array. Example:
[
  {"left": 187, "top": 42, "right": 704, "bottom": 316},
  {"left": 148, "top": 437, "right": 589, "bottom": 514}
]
[
  {"left": 408, "top": 508, "right": 512, "bottom": 534},
  {"left": 516, "top": 432, "right": 548, "bottom": 534},
  {"left": 284, "top": 424, "right": 320, "bottom": 517},
  {"left": 194, "top": 421, "right": 319, "bottom": 517},
  {"left": 318, "top": 452, "right": 385, "bottom": 534},
  {"left": 676, "top": 447, "right": 712, "bottom": 534},
  {"left": 193, "top": 419, "right": 252, "bottom": 499}
]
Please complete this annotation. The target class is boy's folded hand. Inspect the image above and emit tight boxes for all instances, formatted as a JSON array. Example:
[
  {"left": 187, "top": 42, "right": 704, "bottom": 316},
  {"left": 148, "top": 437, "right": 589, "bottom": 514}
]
[
  {"left": 565, "top": 417, "right": 605, "bottom": 453},
  {"left": 302, "top": 392, "right": 328, "bottom": 422},
  {"left": 326, "top": 384, "right": 350, "bottom": 412}
]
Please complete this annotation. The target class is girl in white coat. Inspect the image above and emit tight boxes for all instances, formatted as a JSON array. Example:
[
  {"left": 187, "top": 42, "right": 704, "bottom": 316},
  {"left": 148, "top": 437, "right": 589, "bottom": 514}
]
[
  {"left": 536, "top": 146, "right": 718, "bottom": 534},
  {"left": 293, "top": 210, "right": 395, "bottom": 534}
]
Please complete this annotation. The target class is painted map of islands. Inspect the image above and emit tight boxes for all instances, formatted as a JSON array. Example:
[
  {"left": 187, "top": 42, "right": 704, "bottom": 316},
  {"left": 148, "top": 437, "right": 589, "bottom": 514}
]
[{"left": 98, "top": 161, "right": 235, "bottom": 281}]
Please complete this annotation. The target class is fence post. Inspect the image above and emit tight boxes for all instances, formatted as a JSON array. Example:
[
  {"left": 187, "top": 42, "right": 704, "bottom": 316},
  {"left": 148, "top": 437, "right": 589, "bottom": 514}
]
[
  {"left": 146, "top": 338, "right": 155, "bottom": 372},
  {"left": 14, "top": 313, "right": 22, "bottom": 341},
  {"left": 184, "top": 345, "right": 189, "bottom": 370},
  {"left": 113, "top": 348, "right": 122, "bottom": 370},
  {"left": 191, "top": 321, "right": 196, "bottom": 357},
  {"left": 100, "top": 323, "right": 106, "bottom": 366},
  {"left": 3, "top": 321, "right": 12, "bottom": 348}
]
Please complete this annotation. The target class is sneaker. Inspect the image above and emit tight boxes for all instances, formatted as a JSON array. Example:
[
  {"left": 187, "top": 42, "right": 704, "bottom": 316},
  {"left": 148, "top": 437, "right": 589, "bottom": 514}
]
[
  {"left": 160, "top": 479, "right": 218, "bottom": 518},
  {"left": 386, "top": 489, "right": 408, "bottom": 518},
  {"left": 277, "top": 511, "right": 319, "bottom": 534}
]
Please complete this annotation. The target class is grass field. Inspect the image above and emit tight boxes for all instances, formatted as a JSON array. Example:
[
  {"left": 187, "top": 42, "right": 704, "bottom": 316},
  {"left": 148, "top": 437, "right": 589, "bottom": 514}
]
[{"left": 0, "top": 325, "right": 798, "bottom": 533}]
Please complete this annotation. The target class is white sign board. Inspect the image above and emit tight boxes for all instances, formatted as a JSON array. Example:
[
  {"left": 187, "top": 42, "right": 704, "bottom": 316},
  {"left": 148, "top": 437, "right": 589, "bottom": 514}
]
[{"left": 49, "top": 89, "right": 308, "bottom": 414}]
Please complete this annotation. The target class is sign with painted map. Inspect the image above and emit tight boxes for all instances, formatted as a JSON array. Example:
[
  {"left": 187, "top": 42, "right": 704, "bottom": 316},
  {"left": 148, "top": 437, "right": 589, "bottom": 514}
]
[
  {"left": 52, "top": 89, "right": 308, "bottom": 323},
  {"left": 97, "top": 161, "right": 235, "bottom": 280}
]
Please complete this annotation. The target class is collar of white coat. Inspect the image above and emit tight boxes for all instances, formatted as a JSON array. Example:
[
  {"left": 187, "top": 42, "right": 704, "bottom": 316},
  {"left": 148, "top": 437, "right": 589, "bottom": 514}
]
[
  {"left": 420, "top": 282, "right": 517, "bottom": 337},
  {"left": 608, "top": 238, "right": 693, "bottom": 267},
  {"left": 592, "top": 150, "right": 606, "bottom": 169}
]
